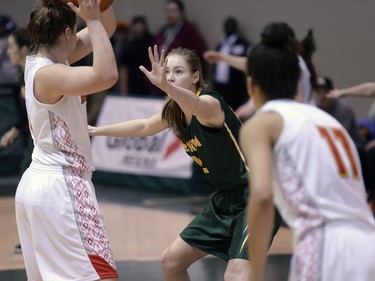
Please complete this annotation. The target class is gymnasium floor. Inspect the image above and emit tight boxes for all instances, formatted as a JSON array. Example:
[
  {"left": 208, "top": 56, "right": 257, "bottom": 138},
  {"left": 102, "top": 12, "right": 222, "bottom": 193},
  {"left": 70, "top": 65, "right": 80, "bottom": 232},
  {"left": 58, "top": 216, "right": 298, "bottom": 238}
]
[{"left": 0, "top": 176, "right": 292, "bottom": 281}]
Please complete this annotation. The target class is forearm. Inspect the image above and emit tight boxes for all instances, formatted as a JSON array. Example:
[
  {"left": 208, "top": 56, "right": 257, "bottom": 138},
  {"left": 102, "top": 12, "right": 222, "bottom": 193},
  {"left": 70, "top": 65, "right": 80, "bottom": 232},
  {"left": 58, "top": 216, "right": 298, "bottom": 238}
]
[
  {"left": 219, "top": 54, "right": 247, "bottom": 72},
  {"left": 90, "top": 120, "right": 151, "bottom": 137},
  {"left": 163, "top": 83, "right": 199, "bottom": 116},
  {"left": 90, "top": 114, "right": 167, "bottom": 137},
  {"left": 247, "top": 197, "right": 275, "bottom": 281},
  {"left": 340, "top": 82, "right": 375, "bottom": 97},
  {"left": 100, "top": 6, "right": 117, "bottom": 37},
  {"left": 86, "top": 19, "right": 117, "bottom": 84},
  {"left": 68, "top": 5, "right": 116, "bottom": 65}
]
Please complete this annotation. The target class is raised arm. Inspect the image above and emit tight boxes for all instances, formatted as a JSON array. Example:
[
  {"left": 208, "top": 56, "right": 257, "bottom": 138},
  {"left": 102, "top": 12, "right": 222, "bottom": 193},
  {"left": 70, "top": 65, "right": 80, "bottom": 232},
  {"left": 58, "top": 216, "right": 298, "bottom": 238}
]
[
  {"left": 327, "top": 82, "right": 375, "bottom": 99},
  {"left": 140, "top": 46, "right": 224, "bottom": 128},
  {"left": 68, "top": 5, "right": 117, "bottom": 64},
  {"left": 89, "top": 112, "right": 169, "bottom": 137},
  {"left": 35, "top": 1, "right": 118, "bottom": 103}
]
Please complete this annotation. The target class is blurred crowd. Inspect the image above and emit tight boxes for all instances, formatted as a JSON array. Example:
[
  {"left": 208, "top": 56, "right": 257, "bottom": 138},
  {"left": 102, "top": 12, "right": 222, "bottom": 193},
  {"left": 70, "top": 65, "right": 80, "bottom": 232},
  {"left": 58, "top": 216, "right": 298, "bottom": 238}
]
[{"left": 1, "top": 0, "right": 375, "bottom": 211}]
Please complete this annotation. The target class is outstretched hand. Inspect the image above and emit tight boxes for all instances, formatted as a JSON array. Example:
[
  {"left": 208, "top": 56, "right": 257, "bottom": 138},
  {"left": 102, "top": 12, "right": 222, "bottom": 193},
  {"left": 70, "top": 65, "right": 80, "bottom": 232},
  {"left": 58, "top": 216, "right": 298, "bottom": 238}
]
[{"left": 139, "top": 45, "right": 168, "bottom": 91}]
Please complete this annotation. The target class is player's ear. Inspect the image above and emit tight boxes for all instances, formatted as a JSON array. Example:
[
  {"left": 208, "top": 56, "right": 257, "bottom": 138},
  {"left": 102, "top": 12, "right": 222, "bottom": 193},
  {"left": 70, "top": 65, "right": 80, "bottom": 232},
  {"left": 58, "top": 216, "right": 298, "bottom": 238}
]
[
  {"left": 193, "top": 71, "right": 200, "bottom": 84},
  {"left": 64, "top": 25, "right": 75, "bottom": 43}
]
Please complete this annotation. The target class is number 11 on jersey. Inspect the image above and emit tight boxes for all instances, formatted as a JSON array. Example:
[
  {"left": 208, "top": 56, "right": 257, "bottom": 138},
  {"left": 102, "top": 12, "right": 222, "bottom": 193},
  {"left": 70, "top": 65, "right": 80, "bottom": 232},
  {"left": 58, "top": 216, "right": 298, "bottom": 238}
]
[{"left": 316, "top": 126, "right": 360, "bottom": 180}]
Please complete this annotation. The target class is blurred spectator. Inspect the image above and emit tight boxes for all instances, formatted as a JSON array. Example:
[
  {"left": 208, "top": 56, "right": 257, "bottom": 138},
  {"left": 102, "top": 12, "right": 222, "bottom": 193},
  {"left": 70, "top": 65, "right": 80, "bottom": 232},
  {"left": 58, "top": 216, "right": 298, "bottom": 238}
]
[
  {"left": 325, "top": 79, "right": 375, "bottom": 212},
  {"left": 315, "top": 76, "right": 365, "bottom": 150},
  {"left": 2, "top": 28, "right": 33, "bottom": 159},
  {"left": 315, "top": 76, "right": 374, "bottom": 209},
  {"left": 204, "top": 23, "right": 316, "bottom": 121},
  {"left": 0, "top": 15, "right": 24, "bottom": 176},
  {"left": 1, "top": 27, "right": 33, "bottom": 254},
  {"left": 121, "top": 15, "right": 153, "bottom": 96},
  {"left": 111, "top": 20, "right": 129, "bottom": 94},
  {"left": 152, "top": 0, "right": 207, "bottom": 96},
  {"left": 0, "top": 14, "right": 18, "bottom": 85},
  {"left": 211, "top": 17, "right": 251, "bottom": 111}
]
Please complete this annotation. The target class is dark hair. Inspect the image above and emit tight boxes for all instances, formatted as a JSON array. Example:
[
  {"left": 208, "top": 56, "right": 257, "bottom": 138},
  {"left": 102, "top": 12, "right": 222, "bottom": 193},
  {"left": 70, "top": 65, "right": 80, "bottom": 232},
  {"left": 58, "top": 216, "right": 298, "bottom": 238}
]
[
  {"left": 224, "top": 17, "right": 238, "bottom": 37},
  {"left": 132, "top": 15, "right": 146, "bottom": 25},
  {"left": 27, "top": 0, "right": 76, "bottom": 50},
  {"left": 300, "top": 29, "right": 318, "bottom": 90},
  {"left": 161, "top": 47, "right": 205, "bottom": 142},
  {"left": 0, "top": 14, "right": 16, "bottom": 36},
  {"left": 166, "top": 0, "right": 185, "bottom": 13},
  {"left": 10, "top": 28, "right": 32, "bottom": 50},
  {"left": 260, "top": 22, "right": 299, "bottom": 53},
  {"left": 317, "top": 76, "right": 334, "bottom": 90},
  {"left": 247, "top": 22, "right": 300, "bottom": 100}
]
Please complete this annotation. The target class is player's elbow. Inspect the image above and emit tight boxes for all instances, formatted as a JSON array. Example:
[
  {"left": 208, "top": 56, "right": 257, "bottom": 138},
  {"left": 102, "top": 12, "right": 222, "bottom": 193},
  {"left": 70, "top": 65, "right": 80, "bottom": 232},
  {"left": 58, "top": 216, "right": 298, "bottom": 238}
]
[{"left": 99, "top": 70, "right": 118, "bottom": 89}]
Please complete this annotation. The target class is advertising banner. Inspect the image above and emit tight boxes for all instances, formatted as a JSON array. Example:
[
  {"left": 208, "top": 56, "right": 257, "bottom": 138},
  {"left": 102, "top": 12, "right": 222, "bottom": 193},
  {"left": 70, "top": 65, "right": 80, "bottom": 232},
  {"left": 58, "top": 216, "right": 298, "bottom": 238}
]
[{"left": 92, "top": 96, "right": 193, "bottom": 179}]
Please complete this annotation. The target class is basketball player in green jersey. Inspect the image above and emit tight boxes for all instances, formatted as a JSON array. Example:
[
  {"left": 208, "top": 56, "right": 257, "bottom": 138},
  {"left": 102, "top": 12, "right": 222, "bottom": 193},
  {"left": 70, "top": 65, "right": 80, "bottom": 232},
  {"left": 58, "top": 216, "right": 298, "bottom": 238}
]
[{"left": 89, "top": 45, "right": 282, "bottom": 281}]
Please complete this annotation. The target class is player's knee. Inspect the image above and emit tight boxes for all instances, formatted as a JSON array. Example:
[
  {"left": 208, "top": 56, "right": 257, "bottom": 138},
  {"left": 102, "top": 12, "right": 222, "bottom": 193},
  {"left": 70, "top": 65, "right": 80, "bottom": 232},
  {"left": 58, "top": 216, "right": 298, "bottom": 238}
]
[{"left": 160, "top": 247, "right": 178, "bottom": 273}]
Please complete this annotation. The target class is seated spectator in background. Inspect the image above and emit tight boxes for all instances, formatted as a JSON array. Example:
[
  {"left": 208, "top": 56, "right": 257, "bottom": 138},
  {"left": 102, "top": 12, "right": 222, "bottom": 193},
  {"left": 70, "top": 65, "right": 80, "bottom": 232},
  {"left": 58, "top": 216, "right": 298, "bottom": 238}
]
[
  {"left": 210, "top": 16, "right": 251, "bottom": 111},
  {"left": 316, "top": 76, "right": 374, "bottom": 211},
  {"left": 121, "top": 15, "right": 153, "bottom": 96},
  {"left": 152, "top": 0, "right": 206, "bottom": 96}
]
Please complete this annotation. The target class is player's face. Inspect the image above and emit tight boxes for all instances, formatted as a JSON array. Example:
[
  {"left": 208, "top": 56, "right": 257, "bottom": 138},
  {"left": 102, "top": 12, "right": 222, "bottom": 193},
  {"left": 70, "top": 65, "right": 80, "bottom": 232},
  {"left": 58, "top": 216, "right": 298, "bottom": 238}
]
[
  {"left": 7, "top": 35, "right": 24, "bottom": 66},
  {"left": 165, "top": 54, "right": 198, "bottom": 92}
]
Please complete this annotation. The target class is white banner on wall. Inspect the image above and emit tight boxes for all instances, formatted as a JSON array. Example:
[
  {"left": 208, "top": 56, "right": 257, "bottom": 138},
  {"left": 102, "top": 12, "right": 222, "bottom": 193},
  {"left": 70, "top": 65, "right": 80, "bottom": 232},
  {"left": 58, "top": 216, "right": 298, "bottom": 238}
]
[{"left": 92, "top": 96, "right": 193, "bottom": 179}]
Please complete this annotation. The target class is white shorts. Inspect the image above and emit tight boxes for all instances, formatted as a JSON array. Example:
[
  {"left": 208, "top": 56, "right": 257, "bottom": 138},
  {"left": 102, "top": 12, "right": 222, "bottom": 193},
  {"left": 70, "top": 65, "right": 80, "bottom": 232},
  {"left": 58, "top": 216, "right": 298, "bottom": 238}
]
[
  {"left": 320, "top": 222, "right": 375, "bottom": 281},
  {"left": 289, "top": 222, "right": 375, "bottom": 281},
  {"left": 15, "top": 163, "right": 118, "bottom": 281}
]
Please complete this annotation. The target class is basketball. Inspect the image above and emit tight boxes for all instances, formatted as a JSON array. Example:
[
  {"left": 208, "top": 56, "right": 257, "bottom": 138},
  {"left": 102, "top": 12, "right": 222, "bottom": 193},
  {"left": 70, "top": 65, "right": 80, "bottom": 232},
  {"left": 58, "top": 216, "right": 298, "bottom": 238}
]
[{"left": 63, "top": 0, "right": 114, "bottom": 12}]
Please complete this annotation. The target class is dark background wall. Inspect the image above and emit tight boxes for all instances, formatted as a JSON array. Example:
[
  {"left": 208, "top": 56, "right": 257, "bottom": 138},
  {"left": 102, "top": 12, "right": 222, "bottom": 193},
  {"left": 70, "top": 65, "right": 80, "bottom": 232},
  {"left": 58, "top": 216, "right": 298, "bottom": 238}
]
[{"left": 4, "top": 0, "right": 375, "bottom": 117}]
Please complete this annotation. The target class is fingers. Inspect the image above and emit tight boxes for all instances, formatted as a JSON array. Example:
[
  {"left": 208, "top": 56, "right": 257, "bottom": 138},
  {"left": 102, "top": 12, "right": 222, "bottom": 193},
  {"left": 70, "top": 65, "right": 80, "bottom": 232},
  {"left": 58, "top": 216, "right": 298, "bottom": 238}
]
[
  {"left": 153, "top": 45, "right": 160, "bottom": 63},
  {"left": 139, "top": 65, "right": 148, "bottom": 75},
  {"left": 147, "top": 46, "right": 155, "bottom": 64},
  {"left": 66, "top": 2, "right": 78, "bottom": 12},
  {"left": 148, "top": 45, "right": 165, "bottom": 65},
  {"left": 160, "top": 48, "right": 166, "bottom": 65}
]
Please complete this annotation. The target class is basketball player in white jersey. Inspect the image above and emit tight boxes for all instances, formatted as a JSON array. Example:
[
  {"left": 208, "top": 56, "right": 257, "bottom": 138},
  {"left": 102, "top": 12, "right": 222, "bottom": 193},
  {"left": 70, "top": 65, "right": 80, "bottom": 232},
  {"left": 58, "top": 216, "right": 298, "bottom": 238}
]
[
  {"left": 239, "top": 23, "right": 375, "bottom": 281},
  {"left": 16, "top": 0, "right": 119, "bottom": 280}
]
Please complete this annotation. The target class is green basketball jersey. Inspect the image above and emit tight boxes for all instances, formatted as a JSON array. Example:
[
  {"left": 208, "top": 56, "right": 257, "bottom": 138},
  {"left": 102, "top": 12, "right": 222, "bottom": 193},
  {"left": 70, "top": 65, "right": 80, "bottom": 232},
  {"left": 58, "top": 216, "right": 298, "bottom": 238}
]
[{"left": 181, "top": 89, "right": 248, "bottom": 190}]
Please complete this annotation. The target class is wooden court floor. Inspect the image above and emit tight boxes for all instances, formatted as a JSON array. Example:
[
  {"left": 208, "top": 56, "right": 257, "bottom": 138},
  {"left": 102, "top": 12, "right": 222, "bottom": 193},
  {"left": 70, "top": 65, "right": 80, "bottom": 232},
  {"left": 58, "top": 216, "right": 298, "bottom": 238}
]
[{"left": 0, "top": 178, "right": 293, "bottom": 280}]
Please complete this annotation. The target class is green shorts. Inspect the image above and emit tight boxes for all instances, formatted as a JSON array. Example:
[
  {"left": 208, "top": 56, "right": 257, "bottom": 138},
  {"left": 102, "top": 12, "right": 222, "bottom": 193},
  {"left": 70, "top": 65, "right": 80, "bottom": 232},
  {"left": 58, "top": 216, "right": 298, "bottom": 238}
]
[{"left": 180, "top": 186, "right": 282, "bottom": 261}]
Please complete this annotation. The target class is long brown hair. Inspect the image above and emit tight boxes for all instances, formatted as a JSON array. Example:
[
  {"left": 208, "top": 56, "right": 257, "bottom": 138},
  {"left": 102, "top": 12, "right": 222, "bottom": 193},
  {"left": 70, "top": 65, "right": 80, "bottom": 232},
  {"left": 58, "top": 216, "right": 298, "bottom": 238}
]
[
  {"left": 161, "top": 47, "right": 205, "bottom": 142},
  {"left": 28, "top": 0, "right": 76, "bottom": 52}
]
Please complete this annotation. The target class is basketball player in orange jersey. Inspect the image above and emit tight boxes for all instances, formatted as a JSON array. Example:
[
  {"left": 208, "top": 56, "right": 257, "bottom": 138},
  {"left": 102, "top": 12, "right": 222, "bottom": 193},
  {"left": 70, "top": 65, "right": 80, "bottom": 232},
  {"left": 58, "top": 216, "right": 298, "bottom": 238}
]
[{"left": 15, "top": 0, "right": 119, "bottom": 280}]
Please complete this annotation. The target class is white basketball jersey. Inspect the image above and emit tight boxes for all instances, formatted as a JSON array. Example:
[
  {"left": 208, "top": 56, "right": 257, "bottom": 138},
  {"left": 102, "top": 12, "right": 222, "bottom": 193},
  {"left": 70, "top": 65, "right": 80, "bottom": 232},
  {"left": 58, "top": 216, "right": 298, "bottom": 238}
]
[
  {"left": 24, "top": 56, "right": 95, "bottom": 175},
  {"left": 259, "top": 100, "right": 375, "bottom": 240}
]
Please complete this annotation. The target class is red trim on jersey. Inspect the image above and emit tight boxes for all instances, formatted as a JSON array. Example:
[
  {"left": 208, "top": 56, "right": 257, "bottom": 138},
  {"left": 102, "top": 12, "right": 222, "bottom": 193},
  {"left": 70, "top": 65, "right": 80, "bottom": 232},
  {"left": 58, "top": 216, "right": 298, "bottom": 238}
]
[{"left": 89, "top": 254, "right": 118, "bottom": 279}]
